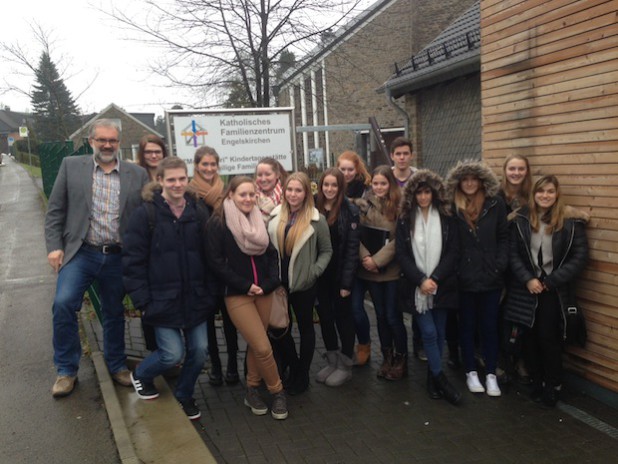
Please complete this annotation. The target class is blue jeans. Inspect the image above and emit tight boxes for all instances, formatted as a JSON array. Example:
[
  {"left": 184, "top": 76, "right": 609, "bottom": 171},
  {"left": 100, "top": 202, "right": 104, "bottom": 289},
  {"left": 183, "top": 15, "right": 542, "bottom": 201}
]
[
  {"left": 351, "top": 278, "right": 371, "bottom": 344},
  {"left": 415, "top": 308, "right": 448, "bottom": 376},
  {"left": 53, "top": 246, "right": 126, "bottom": 376},
  {"left": 135, "top": 322, "right": 208, "bottom": 400},
  {"left": 459, "top": 290, "right": 501, "bottom": 374},
  {"left": 367, "top": 280, "right": 408, "bottom": 354}
]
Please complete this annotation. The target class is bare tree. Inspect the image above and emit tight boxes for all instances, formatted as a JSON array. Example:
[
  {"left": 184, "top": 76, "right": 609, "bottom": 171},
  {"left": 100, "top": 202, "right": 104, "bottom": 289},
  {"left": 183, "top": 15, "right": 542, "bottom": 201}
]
[{"left": 108, "top": 0, "right": 364, "bottom": 107}]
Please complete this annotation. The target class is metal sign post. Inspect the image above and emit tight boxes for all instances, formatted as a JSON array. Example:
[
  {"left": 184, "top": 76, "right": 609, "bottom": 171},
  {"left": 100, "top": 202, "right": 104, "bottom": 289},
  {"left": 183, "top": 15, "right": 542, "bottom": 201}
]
[{"left": 19, "top": 126, "right": 31, "bottom": 166}]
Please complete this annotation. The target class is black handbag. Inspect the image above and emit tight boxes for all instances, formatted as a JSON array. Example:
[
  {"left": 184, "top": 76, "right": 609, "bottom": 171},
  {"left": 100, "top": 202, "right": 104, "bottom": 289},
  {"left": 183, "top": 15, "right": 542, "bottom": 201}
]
[{"left": 565, "top": 304, "right": 587, "bottom": 348}]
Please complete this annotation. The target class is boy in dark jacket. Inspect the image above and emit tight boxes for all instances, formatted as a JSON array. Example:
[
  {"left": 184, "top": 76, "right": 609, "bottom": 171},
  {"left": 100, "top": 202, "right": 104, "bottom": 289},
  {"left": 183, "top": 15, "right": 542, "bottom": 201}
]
[{"left": 123, "top": 157, "right": 216, "bottom": 420}]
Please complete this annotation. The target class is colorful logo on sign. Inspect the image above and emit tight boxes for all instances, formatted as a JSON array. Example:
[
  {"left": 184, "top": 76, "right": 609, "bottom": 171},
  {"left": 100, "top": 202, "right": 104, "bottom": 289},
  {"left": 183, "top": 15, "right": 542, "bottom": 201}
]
[{"left": 180, "top": 120, "right": 208, "bottom": 147}]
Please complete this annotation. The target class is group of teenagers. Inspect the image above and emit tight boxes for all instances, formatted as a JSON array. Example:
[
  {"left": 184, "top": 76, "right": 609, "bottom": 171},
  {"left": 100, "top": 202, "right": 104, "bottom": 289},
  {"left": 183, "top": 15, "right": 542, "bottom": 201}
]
[{"left": 121, "top": 132, "right": 589, "bottom": 422}]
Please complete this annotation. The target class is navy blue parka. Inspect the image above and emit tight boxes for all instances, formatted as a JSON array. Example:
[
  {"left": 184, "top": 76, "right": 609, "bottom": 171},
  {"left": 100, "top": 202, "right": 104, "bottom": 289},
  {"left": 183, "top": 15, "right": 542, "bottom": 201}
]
[{"left": 122, "top": 184, "right": 216, "bottom": 329}]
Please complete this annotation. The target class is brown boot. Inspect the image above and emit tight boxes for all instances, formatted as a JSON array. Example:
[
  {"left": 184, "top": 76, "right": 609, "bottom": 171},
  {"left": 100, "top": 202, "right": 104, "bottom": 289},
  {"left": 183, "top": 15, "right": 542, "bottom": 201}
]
[
  {"left": 377, "top": 348, "right": 393, "bottom": 378},
  {"left": 355, "top": 343, "right": 371, "bottom": 367},
  {"left": 385, "top": 353, "right": 408, "bottom": 381}
]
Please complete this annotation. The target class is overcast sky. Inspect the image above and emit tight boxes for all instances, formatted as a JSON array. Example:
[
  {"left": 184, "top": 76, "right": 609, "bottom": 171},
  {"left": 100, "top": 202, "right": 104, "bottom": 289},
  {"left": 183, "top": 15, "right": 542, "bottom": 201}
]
[
  {"left": 1, "top": 0, "right": 190, "bottom": 117},
  {"left": 2, "top": 0, "right": 372, "bottom": 118}
]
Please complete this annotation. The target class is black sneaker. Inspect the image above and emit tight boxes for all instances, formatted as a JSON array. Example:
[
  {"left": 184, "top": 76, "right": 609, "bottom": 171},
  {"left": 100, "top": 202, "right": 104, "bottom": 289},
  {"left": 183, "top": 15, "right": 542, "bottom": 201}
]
[
  {"left": 178, "top": 397, "right": 201, "bottom": 420},
  {"left": 130, "top": 372, "right": 159, "bottom": 400}
]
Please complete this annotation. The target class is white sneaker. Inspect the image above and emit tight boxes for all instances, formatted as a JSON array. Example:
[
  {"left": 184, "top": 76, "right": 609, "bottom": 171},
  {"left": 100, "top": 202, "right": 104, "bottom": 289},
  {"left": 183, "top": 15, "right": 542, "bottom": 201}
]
[
  {"left": 486, "top": 374, "right": 502, "bottom": 397},
  {"left": 466, "top": 371, "right": 485, "bottom": 393}
]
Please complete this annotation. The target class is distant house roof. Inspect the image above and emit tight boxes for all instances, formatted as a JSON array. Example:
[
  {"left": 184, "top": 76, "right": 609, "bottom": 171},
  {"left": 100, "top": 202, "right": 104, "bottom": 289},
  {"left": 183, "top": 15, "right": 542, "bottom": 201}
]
[
  {"left": 277, "top": 0, "right": 396, "bottom": 88},
  {"left": 130, "top": 113, "right": 157, "bottom": 131},
  {"left": 69, "top": 103, "right": 163, "bottom": 140},
  {"left": 382, "top": 1, "right": 480, "bottom": 98},
  {"left": 0, "top": 110, "right": 31, "bottom": 135}
]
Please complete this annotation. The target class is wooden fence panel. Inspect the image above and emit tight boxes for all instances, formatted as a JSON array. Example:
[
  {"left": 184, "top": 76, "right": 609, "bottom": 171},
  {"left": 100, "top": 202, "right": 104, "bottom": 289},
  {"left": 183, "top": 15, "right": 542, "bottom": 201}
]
[{"left": 481, "top": 0, "right": 618, "bottom": 393}]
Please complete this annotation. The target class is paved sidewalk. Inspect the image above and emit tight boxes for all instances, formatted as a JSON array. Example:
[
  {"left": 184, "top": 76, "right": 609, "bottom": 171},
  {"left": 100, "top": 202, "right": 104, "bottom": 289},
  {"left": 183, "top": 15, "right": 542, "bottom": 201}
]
[
  {"left": 0, "top": 158, "right": 119, "bottom": 464},
  {"left": 91, "top": 311, "right": 618, "bottom": 464},
  {"left": 18, "top": 150, "right": 615, "bottom": 463}
]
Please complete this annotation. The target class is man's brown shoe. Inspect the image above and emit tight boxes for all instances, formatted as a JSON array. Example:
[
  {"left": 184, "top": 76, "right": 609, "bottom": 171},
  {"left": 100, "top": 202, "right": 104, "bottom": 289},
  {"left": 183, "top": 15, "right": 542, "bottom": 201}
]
[
  {"left": 111, "top": 370, "right": 132, "bottom": 387},
  {"left": 52, "top": 376, "right": 77, "bottom": 398}
]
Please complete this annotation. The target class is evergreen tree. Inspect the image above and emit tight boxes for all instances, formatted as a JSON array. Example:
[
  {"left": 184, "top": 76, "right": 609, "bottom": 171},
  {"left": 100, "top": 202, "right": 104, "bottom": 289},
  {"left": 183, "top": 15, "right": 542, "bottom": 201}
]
[{"left": 30, "top": 52, "right": 81, "bottom": 141}]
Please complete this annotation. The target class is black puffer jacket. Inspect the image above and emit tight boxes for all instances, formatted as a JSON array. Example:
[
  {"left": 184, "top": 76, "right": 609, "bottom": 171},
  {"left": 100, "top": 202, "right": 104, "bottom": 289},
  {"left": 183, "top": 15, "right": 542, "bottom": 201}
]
[
  {"left": 205, "top": 213, "right": 280, "bottom": 297},
  {"left": 446, "top": 160, "right": 509, "bottom": 292},
  {"left": 397, "top": 170, "right": 459, "bottom": 309},
  {"left": 317, "top": 197, "right": 361, "bottom": 291},
  {"left": 122, "top": 185, "right": 216, "bottom": 329},
  {"left": 504, "top": 206, "right": 589, "bottom": 336}
]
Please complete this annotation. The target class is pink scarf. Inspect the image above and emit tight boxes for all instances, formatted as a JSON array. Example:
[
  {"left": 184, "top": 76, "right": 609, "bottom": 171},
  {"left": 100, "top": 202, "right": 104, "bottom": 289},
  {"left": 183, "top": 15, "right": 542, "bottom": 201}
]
[{"left": 223, "top": 198, "right": 269, "bottom": 255}]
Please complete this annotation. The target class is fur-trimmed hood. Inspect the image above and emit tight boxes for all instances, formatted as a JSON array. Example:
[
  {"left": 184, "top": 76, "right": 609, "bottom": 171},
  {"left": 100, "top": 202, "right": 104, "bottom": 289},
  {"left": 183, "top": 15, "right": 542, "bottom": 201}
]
[
  {"left": 445, "top": 159, "right": 500, "bottom": 200},
  {"left": 508, "top": 205, "right": 590, "bottom": 223},
  {"left": 400, "top": 169, "right": 449, "bottom": 219},
  {"left": 352, "top": 190, "right": 378, "bottom": 215},
  {"left": 141, "top": 180, "right": 162, "bottom": 202}
]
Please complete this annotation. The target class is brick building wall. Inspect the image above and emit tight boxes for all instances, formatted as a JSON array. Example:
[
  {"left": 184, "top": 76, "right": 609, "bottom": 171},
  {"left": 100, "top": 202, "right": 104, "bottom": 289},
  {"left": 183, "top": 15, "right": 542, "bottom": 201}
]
[{"left": 279, "top": 0, "right": 477, "bottom": 166}]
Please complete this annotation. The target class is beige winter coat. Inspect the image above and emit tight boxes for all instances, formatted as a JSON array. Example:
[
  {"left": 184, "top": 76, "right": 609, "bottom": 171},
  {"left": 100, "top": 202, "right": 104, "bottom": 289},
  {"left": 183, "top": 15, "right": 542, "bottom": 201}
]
[{"left": 353, "top": 192, "right": 400, "bottom": 282}]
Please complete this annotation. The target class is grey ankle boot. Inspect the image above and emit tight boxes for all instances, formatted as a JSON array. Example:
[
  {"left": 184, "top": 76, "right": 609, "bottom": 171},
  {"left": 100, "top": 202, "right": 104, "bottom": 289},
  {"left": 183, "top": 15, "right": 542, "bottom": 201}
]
[
  {"left": 316, "top": 351, "right": 338, "bottom": 383},
  {"left": 325, "top": 352, "right": 353, "bottom": 387}
]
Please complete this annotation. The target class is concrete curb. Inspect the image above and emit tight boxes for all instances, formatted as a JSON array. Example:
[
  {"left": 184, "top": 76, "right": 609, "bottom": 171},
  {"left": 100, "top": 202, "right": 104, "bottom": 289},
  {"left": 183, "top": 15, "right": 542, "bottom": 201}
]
[
  {"left": 82, "top": 312, "right": 142, "bottom": 464},
  {"left": 81, "top": 311, "right": 217, "bottom": 463}
]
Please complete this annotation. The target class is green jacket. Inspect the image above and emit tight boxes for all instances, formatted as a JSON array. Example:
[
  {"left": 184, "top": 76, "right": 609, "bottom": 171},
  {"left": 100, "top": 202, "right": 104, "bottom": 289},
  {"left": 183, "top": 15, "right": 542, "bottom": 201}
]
[{"left": 268, "top": 205, "right": 333, "bottom": 293}]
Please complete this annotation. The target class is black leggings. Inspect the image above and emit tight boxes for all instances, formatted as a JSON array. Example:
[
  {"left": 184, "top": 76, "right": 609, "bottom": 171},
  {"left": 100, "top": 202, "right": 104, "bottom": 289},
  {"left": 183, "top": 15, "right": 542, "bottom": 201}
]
[
  {"left": 207, "top": 296, "right": 238, "bottom": 362},
  {"left": 315, "top": 278, "right": 355, "bottom": 359},
  {"left": 271, "top": 286, "right": 317, "bottom": 377},
  {"left": 523, "top": 290, "right": 563, "bottom": 387}
]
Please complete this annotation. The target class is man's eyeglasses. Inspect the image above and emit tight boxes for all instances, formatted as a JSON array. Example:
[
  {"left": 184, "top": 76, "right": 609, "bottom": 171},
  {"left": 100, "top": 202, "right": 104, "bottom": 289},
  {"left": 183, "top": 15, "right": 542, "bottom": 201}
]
[
  {"left": 144, "top": 150, "right": 163, "bottom": 156},
  {"left": 93, "top": 138, "right": 120, "bottom": 145}
]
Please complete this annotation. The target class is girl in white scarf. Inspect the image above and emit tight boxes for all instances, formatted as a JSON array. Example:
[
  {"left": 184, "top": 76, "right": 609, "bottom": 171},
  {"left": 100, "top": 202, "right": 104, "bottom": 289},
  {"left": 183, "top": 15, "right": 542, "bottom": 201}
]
[{"left": 397, "top": 170, "right": 461, "bottom": 406}]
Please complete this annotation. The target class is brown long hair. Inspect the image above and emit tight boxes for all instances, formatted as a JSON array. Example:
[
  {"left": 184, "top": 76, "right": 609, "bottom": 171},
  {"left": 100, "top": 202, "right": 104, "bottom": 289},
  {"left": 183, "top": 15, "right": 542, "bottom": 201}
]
[
  {"left": 529, "top": 175, "right": 565, "bottom": 233},
  {"left": 371, "top": 165, "right": 400, "bottom": 221},
  {"left": 194, "top": 146, "right": 220, "bottom": 166},
  {"left": 501, "top": 154, "right": 532, "bottom": 208},
  {"left": 137, "top": 134, "right": 168, "bottom": 170},
  {"left": 316, "top": 168, "right": 345, "bottom": 226},
  {"left": 255, "top": 157, "right": 288, "bottom": 185},
  {"left": 277, "top": 172, "right": 315, "bottom": 256},
  {"left": 212, "top": 176, "right": 255, "bottom": 220},
  {"left": 337, "top": 150, "right": 371, "bottom": 186},
  {"left": 453, "top": 175, "right": 485, "bottom": 227}
]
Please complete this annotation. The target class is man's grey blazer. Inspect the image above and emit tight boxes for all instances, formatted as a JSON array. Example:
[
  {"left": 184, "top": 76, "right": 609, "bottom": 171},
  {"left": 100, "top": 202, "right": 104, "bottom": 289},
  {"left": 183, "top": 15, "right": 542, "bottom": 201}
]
[{"left": 44, "top": 154, "right": 149, "bottom": 267}]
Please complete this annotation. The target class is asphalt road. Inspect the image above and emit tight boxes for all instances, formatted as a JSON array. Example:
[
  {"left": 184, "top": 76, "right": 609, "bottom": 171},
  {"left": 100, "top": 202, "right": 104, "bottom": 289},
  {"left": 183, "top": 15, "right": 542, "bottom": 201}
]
[{"left": 0, "top": 157, "right": 119, "bottom": 463}]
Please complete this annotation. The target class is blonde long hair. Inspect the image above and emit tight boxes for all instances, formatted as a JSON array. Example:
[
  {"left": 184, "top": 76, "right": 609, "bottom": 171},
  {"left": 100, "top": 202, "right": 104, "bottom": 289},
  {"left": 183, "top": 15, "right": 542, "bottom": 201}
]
[
  {"left": 529, "top": 175, "right": 565, "bottom": 233},
  {"left": 277, "top": 172, "right": 315, "bottom": 256}
]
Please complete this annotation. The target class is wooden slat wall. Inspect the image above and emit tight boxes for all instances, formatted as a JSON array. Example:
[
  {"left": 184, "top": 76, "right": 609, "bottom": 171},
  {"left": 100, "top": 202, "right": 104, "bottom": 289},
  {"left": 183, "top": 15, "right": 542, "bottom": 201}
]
[{"left": 481, "top": 0, "right": 618, "bottom": 392}]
